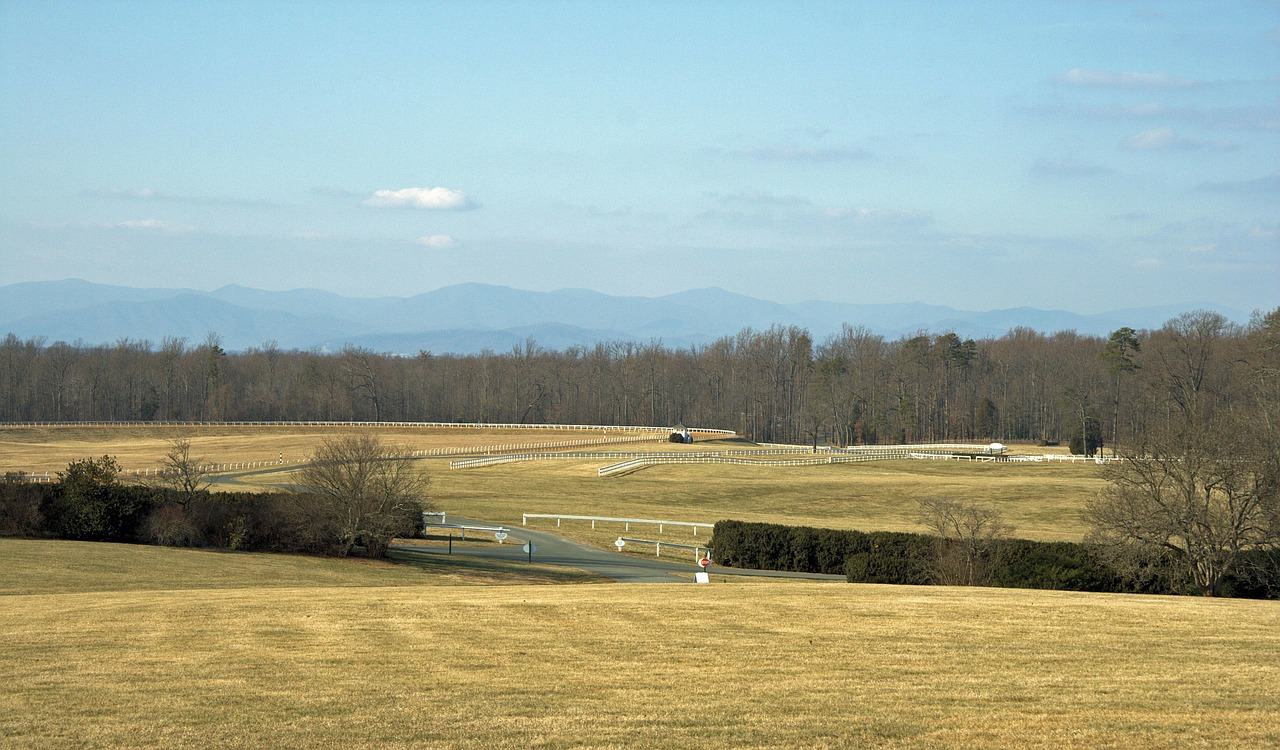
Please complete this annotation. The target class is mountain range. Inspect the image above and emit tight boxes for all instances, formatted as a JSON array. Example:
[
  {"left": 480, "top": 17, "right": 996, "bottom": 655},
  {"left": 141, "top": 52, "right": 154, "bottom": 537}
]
[{"left": 0, "top": 279, "right": 1253, "bottom": 355}]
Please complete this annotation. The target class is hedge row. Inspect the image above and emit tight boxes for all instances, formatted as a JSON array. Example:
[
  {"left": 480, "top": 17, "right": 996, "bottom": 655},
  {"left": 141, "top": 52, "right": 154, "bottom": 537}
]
[
  {"left": 0, "top": 480, "right": 419, "bottom": 556},
  {"left": 709, "top": 519, "right": 1279, "bottom": 599}
]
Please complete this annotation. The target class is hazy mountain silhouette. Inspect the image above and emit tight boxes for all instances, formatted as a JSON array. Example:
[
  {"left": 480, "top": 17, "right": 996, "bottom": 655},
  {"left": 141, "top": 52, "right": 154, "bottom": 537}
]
[{"left": 0, "top": 279, "right": 1251, "bottom": 354}]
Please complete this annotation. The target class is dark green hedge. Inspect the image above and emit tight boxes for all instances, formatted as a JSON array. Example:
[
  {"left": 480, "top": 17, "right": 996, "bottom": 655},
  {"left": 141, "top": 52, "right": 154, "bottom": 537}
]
[{"left": 710, "top": 519, "right": 1276, "bottom": 599}]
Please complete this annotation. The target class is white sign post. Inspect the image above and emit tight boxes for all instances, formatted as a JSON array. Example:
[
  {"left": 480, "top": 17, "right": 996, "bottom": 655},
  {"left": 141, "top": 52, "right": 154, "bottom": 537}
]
[
  {"left": 494, "top": 531, "right": 508, "bottom": 544},
  {"left": 614, "top": 538, "right": 626, "bottom": 552}
]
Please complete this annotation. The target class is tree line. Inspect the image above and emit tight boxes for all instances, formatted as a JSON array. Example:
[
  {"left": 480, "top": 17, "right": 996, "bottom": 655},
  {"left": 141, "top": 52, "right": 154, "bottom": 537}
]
[{"left": 2, "top": 310, "right": 1275, "bottom": 450}]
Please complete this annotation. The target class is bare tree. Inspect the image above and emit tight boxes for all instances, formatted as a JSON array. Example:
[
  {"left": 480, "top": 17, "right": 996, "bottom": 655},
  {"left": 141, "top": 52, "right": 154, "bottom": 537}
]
[
  {"left": 917, "top": 497, "right": 1014, "bottom": 586},
  {"left": 153, "top": 438, "right": 212, "bottom": 505},
  {"left": 1087, "top": 422, "right": 1278, "bottom": 596},
  {"left": 295, "top": 434, "right": 429, "bottom": 558},
  {"left": 1087, "top": 311, "right": 1279, "bottom": 596}
]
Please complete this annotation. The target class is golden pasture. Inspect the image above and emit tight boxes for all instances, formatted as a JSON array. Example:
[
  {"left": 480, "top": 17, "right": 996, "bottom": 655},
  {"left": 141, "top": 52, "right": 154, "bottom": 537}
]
[
  {"left": 1, "top": 426, "right": 1274, "bottom": 749},
  {"left": 0, "top": 424, "right": 1105, "bottom": 543},
  {"left": 1, "top": 539, "right": 1276, "bottom": 749}
]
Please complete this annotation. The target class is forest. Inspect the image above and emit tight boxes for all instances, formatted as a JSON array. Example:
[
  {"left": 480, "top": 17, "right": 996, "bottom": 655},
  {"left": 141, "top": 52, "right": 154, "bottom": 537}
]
[{"left": 2, "top": 309, "right": 1276, "bottom": 452}]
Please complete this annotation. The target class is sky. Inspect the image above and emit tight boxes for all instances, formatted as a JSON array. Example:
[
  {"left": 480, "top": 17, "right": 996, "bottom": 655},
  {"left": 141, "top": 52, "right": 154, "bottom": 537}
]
[{"left": 1, "top": 0, "right": 1276, "bottom": 313}]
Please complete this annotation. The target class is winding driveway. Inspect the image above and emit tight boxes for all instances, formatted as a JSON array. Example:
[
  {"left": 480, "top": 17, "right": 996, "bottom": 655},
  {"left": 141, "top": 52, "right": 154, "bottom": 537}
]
[
  {"left": 402, "top": 516, "right": 845, "bottom": 584},
  {"left": 212, "top": 468, "right": 843, "bottom": 584}
]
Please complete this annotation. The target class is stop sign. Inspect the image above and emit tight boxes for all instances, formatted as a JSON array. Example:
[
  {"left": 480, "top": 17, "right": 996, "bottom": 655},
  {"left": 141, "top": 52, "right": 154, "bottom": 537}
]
[{"left": 698, "top": 556, "right": 711, "bottom": 568}]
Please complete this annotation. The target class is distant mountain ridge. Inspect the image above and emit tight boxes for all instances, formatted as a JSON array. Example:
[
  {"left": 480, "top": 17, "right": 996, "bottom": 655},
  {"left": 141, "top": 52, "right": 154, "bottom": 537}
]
[{"left": 0, "top": 279, "right": 1253, "bottom": 355}]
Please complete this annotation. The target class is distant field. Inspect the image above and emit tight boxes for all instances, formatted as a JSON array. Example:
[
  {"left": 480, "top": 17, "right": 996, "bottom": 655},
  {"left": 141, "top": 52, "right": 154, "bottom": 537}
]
[
  {"left": 0, "top": 423, "right": 668, "bottom": 475},
  {"left": 1, "top": 540, "right": 1275, "bottom": 749},
  {"left": 432, "top": 455, "right": 1105, "bottom": 543},
  {"left": 0, "top": 425, "right": 1106, "bottom": 543}
]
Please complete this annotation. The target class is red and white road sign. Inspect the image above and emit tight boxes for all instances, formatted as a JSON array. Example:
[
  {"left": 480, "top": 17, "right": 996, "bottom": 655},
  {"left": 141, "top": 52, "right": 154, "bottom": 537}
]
[{"left": 698, "top": 556, "right": 711, "bottom": 568}]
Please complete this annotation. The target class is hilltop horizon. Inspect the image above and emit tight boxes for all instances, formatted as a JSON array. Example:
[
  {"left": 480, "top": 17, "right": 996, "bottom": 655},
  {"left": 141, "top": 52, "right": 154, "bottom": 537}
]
[{"left": 0, "top": 278, "right": 1256, "bottom": 355}]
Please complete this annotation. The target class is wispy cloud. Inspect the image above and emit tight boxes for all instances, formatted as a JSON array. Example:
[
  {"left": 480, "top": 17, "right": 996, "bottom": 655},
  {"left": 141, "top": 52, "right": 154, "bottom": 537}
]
[
  {"left": 1031, "top": 157, "right": 1114, "bottom": 178},
  {"left": 1198, "top": 173, "right": 1280, "bottom": 194},
  {"left": 705, "top": 145, "right": 871, "bottom": 163},
  {"left": 108, "top": 219, "right": 196, "bottom": 232},
  {"left": 817, "top": 206, "right": 925, "bottom": 222},
  {"left": 415, "top": 234, "right": 455, "bottom": 248},
  {"left": 705, "top": 190, "right": 814, "bottom": 207},
  {"left": 86, "top": 186, "right": 279, "bottom": 208},
  {"left": 1055, "top": 67, "right": 1200, "bottom": 89},
  {"left": 1028, "top": 102, "right": 1280, "bottom": 132},
  {"left": 1121, "top": 127, "right": 1235, "bottom": 152},
  {"left": 363, "top": 186, "right": 476, "bottom": 210},
  {"left": 309, "top": 186, "right": 364, "bottom": 199}
]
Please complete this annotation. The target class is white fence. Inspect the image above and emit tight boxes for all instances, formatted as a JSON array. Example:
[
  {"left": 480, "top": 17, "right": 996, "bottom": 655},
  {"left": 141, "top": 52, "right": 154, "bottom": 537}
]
[
  {"left": 615, "top": 536, "right": 712, "bottom": 561},
  {"left": 523, "top": 513, "right": 713, "bottom": 535},
  {"left": 452, "top": 450, "right": 722, "bottom": 470},
  {"left": 0, "top": 419, "right": 737, "bottom": 435},
  {"left": 596, "top": 448, "right": 971, "bottom": 476}
]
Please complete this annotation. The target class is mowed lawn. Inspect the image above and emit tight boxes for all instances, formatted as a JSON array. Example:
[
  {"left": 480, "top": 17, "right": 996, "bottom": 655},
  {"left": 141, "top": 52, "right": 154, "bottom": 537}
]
[{"left": 2, "top": 540, "right": 1276, "bottom": 750}]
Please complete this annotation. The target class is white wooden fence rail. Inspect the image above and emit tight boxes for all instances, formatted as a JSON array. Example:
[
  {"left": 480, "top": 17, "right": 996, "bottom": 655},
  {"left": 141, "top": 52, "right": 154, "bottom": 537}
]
[
  {"left": 523, "top": 513, "right": 713, "bottom": 535},
  {"left": 615, "top": 537, "right": 712, "bottom": 560}
]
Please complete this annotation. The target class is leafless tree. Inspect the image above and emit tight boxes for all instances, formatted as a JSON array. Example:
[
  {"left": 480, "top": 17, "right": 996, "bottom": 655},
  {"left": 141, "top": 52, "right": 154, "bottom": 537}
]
[
  {"left": 153, "top": 437, "right": 212, "bottom": 505},
  {"left": 295, "top": 434, "right": 429, "bottom": 558},
  {"left": 1086, "top": 311, "right": 1279, "bottom": 596},
  {"left": 917, "top": 497, "right": 1014, "bottom": 586}
]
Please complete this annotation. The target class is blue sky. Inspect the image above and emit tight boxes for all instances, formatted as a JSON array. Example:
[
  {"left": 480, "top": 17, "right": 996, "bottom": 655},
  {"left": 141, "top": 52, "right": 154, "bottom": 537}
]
[{"left": 1, "top": 1, "right": 1276, "bottom": 313}]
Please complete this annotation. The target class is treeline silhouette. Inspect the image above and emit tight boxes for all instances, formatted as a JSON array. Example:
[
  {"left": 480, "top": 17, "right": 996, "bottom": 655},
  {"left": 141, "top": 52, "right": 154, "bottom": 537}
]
[{"left": 2, "top": 309, "right": 1274, "bottom": 447}]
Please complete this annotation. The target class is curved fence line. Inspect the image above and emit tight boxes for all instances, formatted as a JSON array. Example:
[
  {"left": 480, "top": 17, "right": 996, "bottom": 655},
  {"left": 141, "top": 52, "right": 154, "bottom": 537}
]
[
  {"left": 451, "top": 450, "right": 723, "bottom": 470},
  {"left": 0, "top": 419, "right": 737, "bottom": 435},
  {"left": 596, "top": 442, "right": 1090, "bottom": 478}
]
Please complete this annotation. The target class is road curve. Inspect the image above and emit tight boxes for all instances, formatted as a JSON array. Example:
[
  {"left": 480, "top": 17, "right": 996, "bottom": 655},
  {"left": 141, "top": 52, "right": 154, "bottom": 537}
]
[
  {"left": 402, "top": 516, "right": 846, "bottom": 584},
  {"left": 208, "top": 468, "right": 843, "bottom": 583}
]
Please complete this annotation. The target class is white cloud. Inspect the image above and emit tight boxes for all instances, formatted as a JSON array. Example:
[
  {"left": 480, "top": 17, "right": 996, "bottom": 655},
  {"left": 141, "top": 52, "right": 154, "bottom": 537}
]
[
  {"left": 109, "top": 219, "right": 195, "bottom": 232},
  {"left": 1123, "top": 127, "right": 1178, "bottom": 151},
  {"left": 363, "top": 186, "right": 475, "bottom": 210},
  {"left": 703, "top": 145, "right": 871, "bottom": 163},
  {"left": 1056, "top": 68, "right": 1199, "bottom": 89},
  {"left": 1120, "top": 127, "right": 1234, "bottom": 152},
  {"left": 818, "top": 206, "right": 924, "bottom": 222},
  {"left": 416, "top": 234, "right": 455, "bottom": 248},
  {"left": 92, "top": 187, "right": 158, "bottom": 199}
]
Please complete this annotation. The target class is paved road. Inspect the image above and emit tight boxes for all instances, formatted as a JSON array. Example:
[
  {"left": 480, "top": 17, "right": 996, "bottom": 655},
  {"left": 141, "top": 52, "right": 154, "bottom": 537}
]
[
  {"left": 404, "top": 516, "right": 846, "bottom": 584},
  {"left": 209, "top": 468, "right": 843, "bottom": 584}
]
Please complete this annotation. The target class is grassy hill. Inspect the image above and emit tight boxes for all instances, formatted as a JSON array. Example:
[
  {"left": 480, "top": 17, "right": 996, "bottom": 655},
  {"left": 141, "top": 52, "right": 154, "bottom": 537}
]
[{"left": 2, "top": 539, "right": 1277, "bottom": 749}]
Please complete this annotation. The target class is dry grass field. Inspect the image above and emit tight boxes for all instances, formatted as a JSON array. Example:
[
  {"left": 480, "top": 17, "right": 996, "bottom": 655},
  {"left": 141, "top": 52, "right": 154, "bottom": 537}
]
[
  {"left": 0, "top": 424, "right": 1105, "bottom": 544},
  {"left": 432, "top": 456, "right": 1104, "bottom": 543},
  {"left": 1, "top": 539, "right": 1276, "bottom": 749},
  {"left": 2, "top": 427, "right": 1275, "bottom": 748},
  {"left": 0, "top": 423, "right": 669, "bottom": 476},
  {"left": 0, "top": 539, "right": 599, "bottom": 596}
]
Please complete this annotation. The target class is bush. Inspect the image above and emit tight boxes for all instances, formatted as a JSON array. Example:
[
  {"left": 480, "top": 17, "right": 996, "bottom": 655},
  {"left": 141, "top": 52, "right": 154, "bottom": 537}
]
[
  {"left": 712, "top": 518, "right": 1277, "bottom": 599},
  {"left": 42, "top": 457, "right": 159, "bottom": 542},
  {"left": 0, "top": 479, "right": 51, "bottom": 536},
  {"left": 142, "top": 502, "right": 201, "bottom": 547},
  {"left": 993, "top": 540, "right": 1121, "bottom": 592}
]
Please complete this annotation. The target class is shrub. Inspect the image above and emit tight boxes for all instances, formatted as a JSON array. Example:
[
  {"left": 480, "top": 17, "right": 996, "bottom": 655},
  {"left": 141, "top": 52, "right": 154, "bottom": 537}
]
[{"left": 0, "top": 478, "right": 50, "bottom": 536}]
